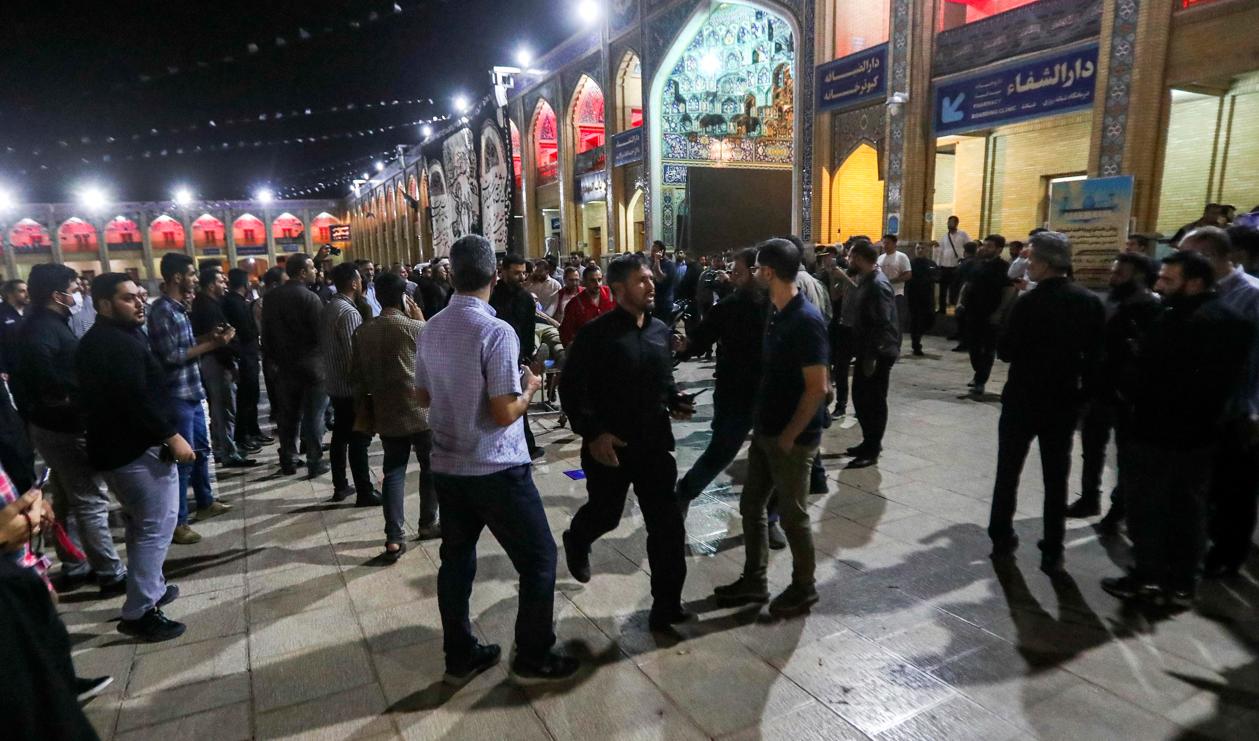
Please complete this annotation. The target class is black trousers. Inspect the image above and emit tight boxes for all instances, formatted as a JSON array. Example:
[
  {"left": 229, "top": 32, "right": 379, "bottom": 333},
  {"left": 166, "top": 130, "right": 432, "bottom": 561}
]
[
  {"left": 830, "top": 321, "right": 854, "bottom": 411},
  {"left": 851, "top": 355, "right": 894, "bottom": 454},
  {"left": 329, "top": 395, "right": 373, "bottom": 496},
  {"left": 0, "top": 379, "right": 34, "bottom": 491},
  {"left": 937, "top": 267, "right": 958, "bottom": 313},
  {"left": 235, "top": 351, "right": 262, "bottom": 442},
  {"left": 965, "top": 317, "right": 998, "bottom": 387},
  {"left": 1206, "top": 433, "right": 1259, "bottom": 571},
  {"left": 570, "top": 445, "right": 685, "bottom": 612},
  {"left": 1124, "top": 441, "right": 1213, "bottom": 590},
  {"left": 907, "top": 296, "right": 934, "bottom": 351},
  {"left": 261, "top": 355, "right": 279, "bottom": 432},
  {"left": 988, "top": 403, "right": 1076, "bottom": 556}
]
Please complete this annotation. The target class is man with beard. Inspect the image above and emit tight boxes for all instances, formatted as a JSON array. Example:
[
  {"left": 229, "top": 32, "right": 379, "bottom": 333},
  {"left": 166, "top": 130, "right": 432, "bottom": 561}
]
[
  {"left": 321, "top": 263, "right": 379, "bottom": 505},
  {"left": 559, "top": 265, "right": 615, "bottom": 346},
  {"left": 553, "top": 266, "right": 582, "bottom": 323},
  {"left": 491, "top": 254, "right": 543, "bottom": 459},
  {"left": 987, "top": 232, "right": 1105, "bottom": 574},
  {"left": 1066, "top": 253, "right": 1162, "bottom": 532},
  {"left": 525, "top": 258, "right": 563, "bottom": 317},
  {"left": 673, "top": 248, "right": 785, "bottom": 546},
  {"left": 417, "top": 259, "right": 453, "bottom": 318},
  {"left": 190, "top": 266, "right": 256, "bottom": 468},
  {"left": 561, "top": 254, "right": 696, "bottom": 632},
  {"left": 1102, "top": 251, "right": 1253, "bottom": 606},
  {"left": 844, "top": 240, "right": 901, "bottom": 469}
]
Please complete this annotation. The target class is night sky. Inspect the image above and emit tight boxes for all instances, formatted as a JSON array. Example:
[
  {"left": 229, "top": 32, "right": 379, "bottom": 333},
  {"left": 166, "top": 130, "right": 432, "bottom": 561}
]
[{"left": 1, "top": 0, "right": 574, "bottom": 204}]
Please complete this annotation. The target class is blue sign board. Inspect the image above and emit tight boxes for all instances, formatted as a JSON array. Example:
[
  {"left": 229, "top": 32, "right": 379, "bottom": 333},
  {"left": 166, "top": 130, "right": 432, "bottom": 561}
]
[
  {"left": 933, "top": 44, "right": 1098, "bottom": 136},
  {"left": 237, "top": 245, "right": 268, "bottom": 256},
  {"left": 816, "top": 43, "right": 888, "bottom": 113},
  {"left": 613, "top": 127, "right": 644, "bottom": 167}
]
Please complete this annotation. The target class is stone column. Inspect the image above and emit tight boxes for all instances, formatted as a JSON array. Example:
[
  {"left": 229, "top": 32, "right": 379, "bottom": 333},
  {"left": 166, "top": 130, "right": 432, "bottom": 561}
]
[
  {"left": 139, "top": 207, "right": 156, "bottom": 282},
  {"left": 224, "top": 207, "right": 237, "bottom": 267}
]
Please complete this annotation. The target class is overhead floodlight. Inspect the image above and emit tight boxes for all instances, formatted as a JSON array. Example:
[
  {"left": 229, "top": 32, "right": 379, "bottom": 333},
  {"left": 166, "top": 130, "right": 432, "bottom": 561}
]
[
  {"left": 77, "top": 185, "right": 110, "bottom": 213},
  {"left": 453, "top": 94, "right": 469, "bottom": 113},
  {"left": 516, "top": 46, "right": 533, "bottom": 68},
  {"left": 576, "top": 0, "right": 601, "bottom": 25},
  {"left": 421, "top": 124, "right": 433, "bottom": 137},
  {"left": 255, "top": 188, "right": 274, "bottom": 204},
  {"left": 172, "top": 187, "right": 193, "bottom": 206},
  {"left": 0, "top": 187, "right": 15, "bottom": 213},
  {"left": 374, "top": 160, "right": 385, "bottom": 172},
  {"left": 361, "top": 172, "right": 370, "bottom": 180}
]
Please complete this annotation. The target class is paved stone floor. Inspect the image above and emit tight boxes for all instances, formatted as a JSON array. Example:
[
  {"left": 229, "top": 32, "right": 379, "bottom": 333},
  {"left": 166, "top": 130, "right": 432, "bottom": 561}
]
[{"left": 63, "top": 334, "right": 1259, "bottom": 740}]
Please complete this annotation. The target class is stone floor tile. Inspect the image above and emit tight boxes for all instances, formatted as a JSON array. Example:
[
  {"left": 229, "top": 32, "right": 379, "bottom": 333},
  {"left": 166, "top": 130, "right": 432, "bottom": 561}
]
[
  {"left": 255, "top": 682, "right": 396, "bottom": 740},
  {"left": 135, "top": 585, "right": 247, "bottom": 655},
  {"left": 126, "top": 634, "right": 249, "bottom": 697},
  {"left": 249, "top": 604, "right": 366, "bottom": 661},
  {"left": 525, "top": 660, "right": 707, "bottom": 740},
  {"left": 117, "top": 672, "right": 251, "bottom": 732},
  {"left": 721, "top": 701, "right": 869, "bottom": 740},
  {"left": 1021, "top": 682, "right": 1180, "bottom": 739},
  {"left": 115, "top": 701, "right": 251, "bottom": 741},
  {"left": 873, "top": 695, "right": 1023, "bottom": 741},
  {"left": 252, "top": 641, "right": 377, "bottom": 712}
]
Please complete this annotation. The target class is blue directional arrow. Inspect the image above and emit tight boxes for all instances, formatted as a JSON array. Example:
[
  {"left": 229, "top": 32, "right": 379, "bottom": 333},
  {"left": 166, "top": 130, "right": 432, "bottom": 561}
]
[{"left": 941, "top": 93, "right": 966, "bottom": 124}]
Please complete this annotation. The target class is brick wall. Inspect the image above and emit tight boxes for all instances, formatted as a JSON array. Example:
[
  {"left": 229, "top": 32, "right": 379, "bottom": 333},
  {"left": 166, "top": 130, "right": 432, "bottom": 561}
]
[
  {"left": 827, "top": 142, "right": 885, "bottom": 242},
  {"left": 988, "top": 112, "right": 1092, "bottom": 236}
]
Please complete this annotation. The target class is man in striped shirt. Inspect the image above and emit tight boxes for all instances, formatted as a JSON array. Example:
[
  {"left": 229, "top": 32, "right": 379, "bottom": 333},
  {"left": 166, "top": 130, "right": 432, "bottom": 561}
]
[{"left": 321, "top": 263, "right": 378, "bottom": 506}]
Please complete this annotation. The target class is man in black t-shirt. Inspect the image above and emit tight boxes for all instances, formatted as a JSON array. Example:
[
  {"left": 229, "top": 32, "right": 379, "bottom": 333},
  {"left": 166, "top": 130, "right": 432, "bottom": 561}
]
[{"left": 714, "top": 239, "right": 829, "bottom": 617}]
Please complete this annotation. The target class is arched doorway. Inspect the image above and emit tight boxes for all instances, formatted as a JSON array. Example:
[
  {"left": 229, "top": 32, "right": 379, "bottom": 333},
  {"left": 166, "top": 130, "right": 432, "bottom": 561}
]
[
  {"left": 233, "top": 213, "right": 267, "bottom": 259},
  {"left": 192, "top": 214, "right": 227, "bottom": 272},
  {"left": 8, "top": 218, "right": 53, "bottom": 279},
  {"left": 530, "top": 99, "right": 560, "bottom": 255},
  {"left": 149, "top": 215, "right": 187, "bottom": 282},
  {"left": 104, "top": 216, "right": 145, "bottom": 282},
  {"left": 568, "top": 76, "right": 607, "bottom": 257},
  {"left": 827, "top": 143, "right": 885, "bottom": 244},
  {"left": 648, "top": 1, "right": 799, "bottom": 252},
  {"left": 312, "top": 211, "right": 340, "bottom": 246},
  {"left": 614, "top": 51, "right": 644, "bottom": 254},
  {"left": 58, "top": 218, "right": 102, "bottom": 277},
  {"left": 272, "top": 212, "right": 304, "bottom": 255}
]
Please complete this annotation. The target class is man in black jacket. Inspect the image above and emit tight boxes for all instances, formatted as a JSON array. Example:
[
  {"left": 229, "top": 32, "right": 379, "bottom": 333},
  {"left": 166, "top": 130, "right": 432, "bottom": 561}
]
[
  {"left": 223, "top": 268, "right": 268, "bottom": 450},
  {"left": 987, "top": 232, "right": 1104, "bottom": 574},
  {"left": 561, "top": 254, "right": 696, "bottom": 632},
  {"left": 190, "top": 266, "right": 255, "bottom": 467},
  {"left": 1065, "top": 253, "right": 1162, "bottom": 531},
  {"left": 845, "top": 240, "right": 901, "bottom": 468},
  {"left": 490, "top": 254, "right": 543, "bottom": 459},
  {"left": 78, "top": 274, "right": 196, "bottom": 642},
  {"left": 261, "top": 254, "right": 328, "bottom": 476},
  {"left": 12, "top": 263, "right": 127, "bottom": 594},
  {"left": 906, "top": 244, "right": 937, "bottom": 356},
  {"left": 962, "top": 235, "right": 1011, "bottom": 397},
  {"left": 1101, "top": 251, "right": 1254, "bottom": 607}
]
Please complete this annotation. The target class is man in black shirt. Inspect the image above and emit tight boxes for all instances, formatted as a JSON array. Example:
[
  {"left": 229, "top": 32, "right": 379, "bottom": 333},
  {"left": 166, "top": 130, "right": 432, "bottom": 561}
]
[
  {"left": 714, "top": 239, "right": 829, "bottom": 617},
  {"left": 561, "top": 253, "right": 696, "bottom": 632},
  {"left": 962, "top": 235, "right": 1011, "bottom": 397},
  {"left": 987, "top": 232, "right": 1104, "bottom": 574},
  {"left": 12, "top": 263, "right": 126, "bottom": 593},
  {"left": 906, "top": 244, "right": 937, "bottom": 356},
  {"left": 490, "top": 254, "right": 542, "bottom": 458},
  {"left": 0, "top": 278, "right": 27, "bottom": 375},
  {"left": 78, "top": 274, "right": 196, "bottom": 642},
  {"left": 649, "top": 240, "right": 678, "bottom": 322},
  {"left": 223, "top": 269, "right": 268, "bottom": 450},
  {"left": 190, "top": 266, "right": 255, "bottom": 467},
  {"left": 845, "top": 240, "right": 901, "bottom": 468}
]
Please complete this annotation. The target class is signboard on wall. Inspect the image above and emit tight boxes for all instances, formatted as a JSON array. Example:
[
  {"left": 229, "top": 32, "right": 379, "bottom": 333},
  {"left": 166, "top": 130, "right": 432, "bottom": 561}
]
[
  {"left": 816, "top": 43, "right": 888, "bottom": 113},
  {"left": 578, "top": 171, "right": 608, "bottom": 204},
  {"left": 933, "top": 44, "right": 1099, "bottom": 136},
  {"left": 1048, "top": 174, "right": 1133, "bottom": 287},
  {"left": 329, "top": 224, "right": 352, "bottom": 242},
  {"left": 613, "top": 127, "right": 644, "bottom": 167}
]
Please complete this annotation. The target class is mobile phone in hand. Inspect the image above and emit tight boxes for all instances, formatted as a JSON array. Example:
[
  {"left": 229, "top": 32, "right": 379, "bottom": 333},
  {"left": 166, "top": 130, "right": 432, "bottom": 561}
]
[{"left": 35, "top": 467, "right": 52, "bottom": 489}]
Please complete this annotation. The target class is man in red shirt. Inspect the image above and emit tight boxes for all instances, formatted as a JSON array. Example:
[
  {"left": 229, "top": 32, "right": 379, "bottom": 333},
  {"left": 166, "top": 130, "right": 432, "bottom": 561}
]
[{"left": 560, "top": 265, "right": 614, "bottom": 346}]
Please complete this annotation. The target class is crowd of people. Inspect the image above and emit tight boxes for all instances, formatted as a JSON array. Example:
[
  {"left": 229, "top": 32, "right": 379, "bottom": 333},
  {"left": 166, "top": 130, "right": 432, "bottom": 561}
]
[{"left": 1, "top": 204, "right": 1258, "bottom": 732}]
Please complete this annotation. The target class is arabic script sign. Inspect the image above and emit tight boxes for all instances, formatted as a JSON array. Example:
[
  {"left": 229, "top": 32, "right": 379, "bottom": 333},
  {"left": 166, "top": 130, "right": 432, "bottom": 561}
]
[
  {"left": 1048, "top": 175, "right": 1133, "bottom": 288},
  {"left": 933, "top": 44, "right": 1098, "bottom": 136},
  {"left": 613, "top": 127, "right": 644, "bottom": 167},
  {"left": 816, "top": 44, "right": 887, "bottom": 114}
]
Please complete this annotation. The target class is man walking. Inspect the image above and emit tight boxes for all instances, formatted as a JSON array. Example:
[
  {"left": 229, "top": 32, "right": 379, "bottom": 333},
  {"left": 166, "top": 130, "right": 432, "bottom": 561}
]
[
  {"left": 936, "top": 216, "right": 970, "bottom": 313},
  {"left": 416, "top": 235, "right": 577, "bottom": 686},
  {"left": 844, "top": 240, "right": 901, "bottom": 469},
  {"left": 490, "top": 254, "right": 543, "bottom": 459},
  {"left": 78, "top": 274, "right": 193, "bottom": 642},
  {"left": 11, "top": 264, "right": 126, "bottom": 594},
  {"left": 562, "top": 254, "right": 696, "bottom": 632},
  {"left": 148, "top": 254, "right": 232, "bottom": 545},
  {"left": 222, "top": 269, "right": 269, "bottom": 450},
  {"left": 1101, "top": 251, "right": 1252, "bottom": 605},
  {"left": 262, "top": 254, "right": 329, "bottom": 478},
  {"left": 961, "top": 235, "right": 1012, "bottom": 398},
  {"left": 987, "top": 232, "right": 1104, "bottom": 574},
  {"left": 906, "top": 243, "right": 937, "bottom": 356},
  {"left": 321, "top": 263, "right": 378, "bottom": 505},
  {"left": 190, "top": 266, "right": 256, "bottom": 467},
  {"left": 353, "top": 273, "right": 439, "bottom": 561},
  {"left": 714, "top": 238, "right": 829, "bottom": 617}
]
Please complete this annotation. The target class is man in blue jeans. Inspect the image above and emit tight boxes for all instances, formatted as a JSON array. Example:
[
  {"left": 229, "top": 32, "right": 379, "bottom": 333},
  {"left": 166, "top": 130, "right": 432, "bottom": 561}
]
[
  {"left": 415, "top": 234, "right": 578, "bottom": 687},
  {"left": 147, "top": 253, "right": 233, "bottom": 545}
]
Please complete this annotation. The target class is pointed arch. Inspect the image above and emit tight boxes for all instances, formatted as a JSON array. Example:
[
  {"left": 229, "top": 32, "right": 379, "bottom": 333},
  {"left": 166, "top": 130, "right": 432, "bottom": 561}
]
[
  {"left": 312, "top": 212, "right": 339, "bottom": 243},
  {"left": 530, "top": 99, "right": 558, "bottom": 185},
  {"left": 192, "top": 214, "right": 225, "bottom": 250},
  {"left": 616, "top": 50, "right": 643, "bottom": 131},
  {"left": 58, "top": 217, "right": 98, "bottom": 254},
  {"left": 233, "top": 213, "right": 266, "bottom": 248},
  {"left": 9, "top": 218, "right": 51, "bottom": 253},
  {"left": 104, "top": 216, "right": 141, "bottom": 249},
  {"left": 272, "top": 212, "right": 304, "bottom": 245},
  {"left": 149, "top": 215, "right": 186, "bottom": 250}
]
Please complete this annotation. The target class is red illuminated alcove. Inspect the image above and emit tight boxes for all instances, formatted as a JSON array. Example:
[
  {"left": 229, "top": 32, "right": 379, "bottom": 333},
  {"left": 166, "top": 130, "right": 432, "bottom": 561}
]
[
  {"left": 312, "top": 212, "right": 340, "bottom": 243},
  {"left": 9, "top": 218, "right": 51, "bottom": 252},
  {"left": 233, "top": 213, "right": 266, "bottom": 248},
  {"left": 272, "top": 212, "right": 304, "bottom": 244},
  {"left": 59, "top": 218, "right": 99, "bottom": 255},
  {"left": 510, "top": 120, "right": 523, "bottom": 190},
  {"left": 104, "top": 216, "right": 141, "bottom": 248},
  {"left": 149, "top": 215, "right": 186, "bottom": 250},
  {"left": 532, "top": 100, "right": 558, "bottom": 185},
  {"left": 940, "top": 0, "right": 1042, "bottom": 30},
  {"left": 571, "top": 76, "right": 606, "bottom": 155},
  {"left": 192, "top": 214, "right": 225, "bottom": 250}
]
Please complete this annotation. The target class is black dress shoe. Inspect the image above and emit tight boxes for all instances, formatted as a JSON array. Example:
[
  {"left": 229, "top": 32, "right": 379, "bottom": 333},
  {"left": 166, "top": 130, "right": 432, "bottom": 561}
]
[
  {"left": 238, "top": 441, "right": 263, "bottom": 453},
  {"left": 844, "top": 444, "right": 867, "bottom": 456},
  {"left": 847, "top": 456, "right": 878, "bottom": 469},
  {"left": 563, "top": 530, "right": 591, "bottom": 583},
  {"left": 329, "top": 487, "right": 353, "bottom": 503},
  {"left": 648, "top": 606, "right": 697, "bottom": 632},
  {"left": 252, "top": 434, "right": 275, "bottom": 444},
  {"left": 810, "top": 472, "right": 829, "bottom": 494},
  {"left": 1039, "top": 553, "right": 1066, "bottom": 575},
  {"left": 307, "top": 461, "right": 330, "bottom": 479},
  {"left": 117, "top": 608, "right": 186, "bottom": 642},
  {"left": 1065, "top": 498, "right": 1100, "bottom": 518},
  {"left": 510, "top": 650, "right": 580, "bottom": 685},
  {"left": 1101, "top": 575, "right": 1161, "bottom": 602},
  {"left": 354, "top": 490, "right": 383, "bottom": 507},
  {"left": 222, "top": 455, "right": 259, "bottom": 468},
  {"left": 443, "top": 643, "right": 501, "bottom": 687},
  {"left": 912, "top": 347, "right": 925, "bottom": 356},
  {"left": 530, "top": 446, "right": 546, "bottom": 460},
  {"left": 55, "top": 570, "right": 94, "bottom": 593},
  {"left": 279, "top": 463, "right": 298, "bottom": 476},
  {"left": 98, "top": 575, "right": 127, "bottom": 598},
  {"left": 382, "top": 543, "right": 406, "bottom": 564}
]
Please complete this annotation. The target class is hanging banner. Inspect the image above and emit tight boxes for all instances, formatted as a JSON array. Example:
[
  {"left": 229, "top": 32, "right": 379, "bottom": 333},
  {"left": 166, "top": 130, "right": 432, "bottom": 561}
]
[
  {"left": 933, "top": 44, "right": 1098, "bottom": 136},
  {"left": 578, "top": 171, "right": 608, "bottom": 204},
  {"left": 816, "top": 43, "right": 888, "bottom": 114},
  {"left": 1048, "top": 174, "right": 1133, "bottom": 288},
  {"left": 329, "top": 224, "right": 352, "bottom": 241},
  {"left": 613, "top": 127, "right": 644, "bottom": 167}
]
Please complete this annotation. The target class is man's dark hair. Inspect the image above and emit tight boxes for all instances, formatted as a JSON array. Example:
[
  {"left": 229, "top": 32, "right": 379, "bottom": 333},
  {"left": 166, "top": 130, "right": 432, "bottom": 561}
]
[
  {"left": 91, "top": 272, "right": 132, "bottom": 308},
  {"left": 1028, "top": 227, "right": 1048, "bottom": 237},
  {"left": 501, "top": 253, "right": 527, "bottom": 270},
  {"left": 262, "top": 266, "right": 285, "bottom": 287},
  {"left": 882, "top": 234, "right": 899, "bottom": 244},
  {"left": 1115, "top": 252, "right": 1157, "bottom": 288},
  {"left": 651, "top": 240, "right": 665, "bottom": 251},
  {"left": 198, "top": 266, "right": 220, "bottom": 291},
  {"left": 160, "top": 252, "right": 195, "bottom": 282},
  {"left": 227, "top": 268, "right": 250, "bottom": 292},
  {"left": 1182, "top": 225, "right": 1231, "bottom": 261},
  {"left": 733, "top": 247, "right": 758, "bottom": 271},
  {"left": 27, "top": 263, "right": 79, "bottom": 306},
  {"left": 1227, "top": 225, "right": 1259, "bottom": 263},
  {"left": 1, "top": 279, "right": 25, "bottom": 297},
  {"left": 329, "top": 262, "right": 361, "bottom": 293},
  {"left": 449, "top": 234, "right": 496, "bottom": 291},
  {"left": 374, "top": 272, "right": 407, "bottom": 309},
  {"left": 983, "top": 234, "right": 1006, "bottom": 250},
  {"left": 849, "top": 240, "right": 878, "bottom": 264},
  {"left": 1128, "top": 233, "right": 1156, "bottom": 251},
  {"left": 286, "top": 253, "right": 313, "bottom": 279},
  {"left": 563, "top": 266, "right": 580, "bottom": 277},
  {"left": 354, "top": 259, "right": 371, "bottom": 268},
  {"left": 606, "top": 253, "right": 646, "bottom": 288},
  {"left": 1162, "top": 250, "right": 1215, "bottom": 289},
  {"left": 755, "top": 238, "right": 801, "bottom": 281},
  {"left": 582, "top": 264, "right": 603, "bottom": 281},
  {"left": 963, "top": 241, "right": 979, "bottom": 256}
]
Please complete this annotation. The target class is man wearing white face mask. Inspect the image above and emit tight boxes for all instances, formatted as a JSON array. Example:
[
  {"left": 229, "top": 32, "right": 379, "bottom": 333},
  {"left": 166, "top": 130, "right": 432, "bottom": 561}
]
[{"left": 69, "top": 275, "right": 96, "bottom": 338}]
